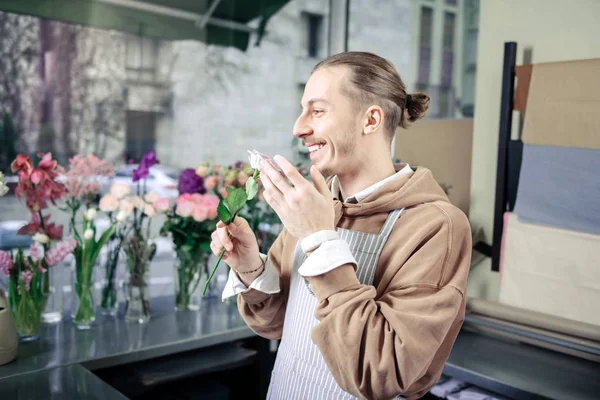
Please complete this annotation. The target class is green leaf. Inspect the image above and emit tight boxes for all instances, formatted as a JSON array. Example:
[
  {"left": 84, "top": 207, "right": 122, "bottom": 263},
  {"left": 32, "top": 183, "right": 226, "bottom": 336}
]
[
  {"left": 224, "top": 188, "right": 248, "bottom": 217},
  {"left": 217, "top": 201, "right": 232, "bottom": 225},
  {"left": 87, "top": 223, "right": 117, "bottom": 267},
  {"left": 199, "top": 241, "right": 212, "bottom": 253},
  {"left": 246, "top": 176, "right": 259, "bottom": 201},
  {"left": 225, "top": 187, "right": 234, "bottom": 195}
]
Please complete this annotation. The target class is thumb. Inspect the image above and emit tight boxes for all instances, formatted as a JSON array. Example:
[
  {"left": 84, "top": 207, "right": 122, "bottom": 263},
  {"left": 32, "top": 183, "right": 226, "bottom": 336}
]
[{"left": 310, "top": 166, "right": 330, "bottom": 198}]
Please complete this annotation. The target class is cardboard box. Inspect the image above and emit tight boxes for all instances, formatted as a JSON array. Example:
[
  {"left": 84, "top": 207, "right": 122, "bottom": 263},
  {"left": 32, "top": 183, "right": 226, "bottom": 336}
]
[
  {"left": 522, "top": 58, "right": 600, "bottom": 149},
  {"left": 394, "top": 119, "right": 473, "bottom": 216}
]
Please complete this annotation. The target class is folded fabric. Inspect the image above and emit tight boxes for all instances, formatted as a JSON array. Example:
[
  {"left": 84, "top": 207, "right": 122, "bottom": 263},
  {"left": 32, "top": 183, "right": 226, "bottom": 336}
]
[
  {"left": 430, "top": 378, "right": 470, "bottom": 398},
  {"left": 513, "top": 144, "right": 600, "bottom": 235},
  {"left": 499, "top": 212, "right": 600, "bottom": 326}
]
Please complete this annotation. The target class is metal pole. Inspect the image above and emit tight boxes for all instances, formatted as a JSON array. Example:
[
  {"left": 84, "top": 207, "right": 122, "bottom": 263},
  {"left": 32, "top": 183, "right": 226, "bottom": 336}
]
[{"left": 491, "top": 42, "right": 517, "bottom": 272}]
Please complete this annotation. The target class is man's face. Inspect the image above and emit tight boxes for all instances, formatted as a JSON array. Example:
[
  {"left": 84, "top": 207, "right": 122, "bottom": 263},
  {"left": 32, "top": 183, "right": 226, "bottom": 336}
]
[{"left": 293, "top": 66, "right": 362, "bottom": 177}]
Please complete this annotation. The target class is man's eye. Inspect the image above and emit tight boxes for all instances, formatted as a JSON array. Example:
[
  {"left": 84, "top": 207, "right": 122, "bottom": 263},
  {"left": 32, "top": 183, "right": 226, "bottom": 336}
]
[{"left": 312, "top": 110, "right": 324, "bottom": 116}]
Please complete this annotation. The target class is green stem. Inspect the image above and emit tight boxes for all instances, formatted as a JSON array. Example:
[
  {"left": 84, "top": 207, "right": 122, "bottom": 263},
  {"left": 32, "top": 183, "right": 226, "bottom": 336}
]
[{"left": 203, "top": 248, "right": 225, "bottom": 296}]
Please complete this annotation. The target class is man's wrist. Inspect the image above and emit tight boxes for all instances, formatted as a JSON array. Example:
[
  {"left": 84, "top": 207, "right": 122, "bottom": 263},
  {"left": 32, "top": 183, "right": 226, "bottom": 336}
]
[{"left": 234, "top": 255, "right": 266, "bottom": 285}]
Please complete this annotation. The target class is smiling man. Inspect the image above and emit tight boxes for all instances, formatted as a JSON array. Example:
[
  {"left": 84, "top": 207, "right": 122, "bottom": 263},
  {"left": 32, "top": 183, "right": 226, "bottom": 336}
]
[{"left": 213, "top": 51, "right": 472, "bottom": 400}]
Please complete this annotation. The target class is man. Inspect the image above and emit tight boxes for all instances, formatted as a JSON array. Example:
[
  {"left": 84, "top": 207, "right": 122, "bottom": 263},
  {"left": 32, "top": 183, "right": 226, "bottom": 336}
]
[{"left": 212, "top": 51, "right": 471, "bottom": 400}]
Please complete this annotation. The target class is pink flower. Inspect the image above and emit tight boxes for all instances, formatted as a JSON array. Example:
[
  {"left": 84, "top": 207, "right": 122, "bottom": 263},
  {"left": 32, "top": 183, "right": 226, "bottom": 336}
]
[
  {"left": 29, "top": 244, "right": 43, "bottom": 262},
  {"left": 58, "top": 154, "right": 114, "bottom": 200},
  {"left": 192, "top": 206, "right": 208, "bottom": 222},
  {"left": 153, "top": 197, "right": 170, "bottom": 213},
  {"left": 17, "top": 213, "right": 63, "bottom": 241},
  {"left": 0, "top": 251, "right": 14, "bottom": 276},
  {"left": 99, "top": 194, "right": 120, "bottom": 212},
  {"left": 176, "top": 193, "right": 192, "bottom": 205},
  {"left": 204, "top": 175, "right": 220, "bottom": 190},
  {"left": 175, "top": 201, "right": 194, "bottom": 218},
  {"left": 219, "top": 187, "right": 229, "bottom": 198},
  {"left": 143, "top": 204, "right": 157, "bottom": 218},
  {"left": 45, "top": 239, "right": 77, "bottom": 267},
  {"left": 20, "top": 270, "right": 33, "bottom": 291},
  {"left": 119, "top": 199, "right": 135, "bottom": 215}
]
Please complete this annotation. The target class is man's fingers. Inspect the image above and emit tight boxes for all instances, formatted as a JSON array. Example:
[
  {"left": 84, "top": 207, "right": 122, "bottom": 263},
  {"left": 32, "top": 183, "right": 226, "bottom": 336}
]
[
  {"left": 217, "top": 227, "right": 233, "bottom": 251},
  {"left": 263, "top": 160, "right": 293, "bottom": 197},
  {"left": 273, "top": 155, "right": 307, "bottom": 189}
]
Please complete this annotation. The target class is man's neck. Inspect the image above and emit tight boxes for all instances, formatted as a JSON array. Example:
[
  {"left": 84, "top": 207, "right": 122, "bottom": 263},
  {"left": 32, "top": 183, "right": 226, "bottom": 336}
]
[{"left": 336, "top": 158, "right": 397, "bottom": 201}]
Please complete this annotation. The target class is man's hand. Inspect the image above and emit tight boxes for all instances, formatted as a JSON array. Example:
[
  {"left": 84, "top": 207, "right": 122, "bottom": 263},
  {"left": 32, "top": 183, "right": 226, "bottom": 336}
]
[
  {"left": 260, "top": 155, "right": 335, "bottom": 240},
  {"left": 210, "top": 216, "right": 261, "bottom": 273}
]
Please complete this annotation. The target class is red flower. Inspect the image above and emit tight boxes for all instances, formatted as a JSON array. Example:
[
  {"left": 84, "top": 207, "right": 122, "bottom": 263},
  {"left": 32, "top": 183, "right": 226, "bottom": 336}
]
[
  {"left": 11, "top": 153, "right": 66, "bottom": 211},
  {"left": 10, "top": 154, "right": 34, "bottom": 176},
  {"left": 17, "top": 213, "right": 63, "bottom": 240}
]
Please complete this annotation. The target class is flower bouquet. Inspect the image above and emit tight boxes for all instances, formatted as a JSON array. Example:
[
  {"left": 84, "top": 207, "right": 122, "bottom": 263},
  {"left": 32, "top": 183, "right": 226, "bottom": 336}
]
[
  {"left": 0, "top": 172, "right": 8, "bottom": 196},
  {"left": 160, "top": 170, "right": 219, "bottom": 309},
  {"left": 0, "top": 240, "right": 76, "bottom": 341},
  {"left": 97, "top": 183, "right": 135, "bottom": 316},
  {"left": 120, "top": 152, "right": 168, "bottom": 323},
  {"left": 10, "top": 153, "right": 66, "bottom": 322},
  {"left": 58, "top": 154, "right": 118, "bottom": 328}
]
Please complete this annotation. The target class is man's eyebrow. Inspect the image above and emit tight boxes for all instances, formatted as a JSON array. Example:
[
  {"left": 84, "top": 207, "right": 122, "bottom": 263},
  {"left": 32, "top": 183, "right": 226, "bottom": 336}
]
[{"left": 301, "top": 98, "right": 330, "bottom": 108}]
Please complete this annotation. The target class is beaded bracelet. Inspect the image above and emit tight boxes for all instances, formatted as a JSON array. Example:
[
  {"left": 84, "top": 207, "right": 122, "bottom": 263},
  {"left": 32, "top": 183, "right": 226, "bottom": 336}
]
[{"left": 236, "top": 256, "right": 266, "bottom": 275}]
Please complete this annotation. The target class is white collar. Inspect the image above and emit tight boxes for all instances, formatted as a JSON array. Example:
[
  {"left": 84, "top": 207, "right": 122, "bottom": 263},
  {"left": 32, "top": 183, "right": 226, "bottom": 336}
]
[{"left": 330, "top": 164, "right": 413, "bottom": 204}]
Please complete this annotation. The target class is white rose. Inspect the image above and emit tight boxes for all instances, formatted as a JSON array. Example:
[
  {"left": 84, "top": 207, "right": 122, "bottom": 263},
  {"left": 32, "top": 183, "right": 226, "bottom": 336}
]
[
  {"left": 83, "top": 229, "right": 94, "bottom": 241},
  {"left": 32, "top": 233, "right": 50, "bottom": 244},
  {"left": 110, "top": 183, "right": 131, "bottom": 200},
  {"left": 84, "top": 208, "right": 97, "bottom": 221},
  {"left": 143, "top": 204, "right": 157, "bottom": 218},
  {"left": 116, "top": 210, "right": 128, "bottom": 223},
  {"left": 119, "top": 199, "right": 135, "bottom": 215},
  {"left": 247, "top": 149, "right": 263, "bottom": 170},
  {"left": 144, "top": 192, "right": 158, "bottom": 204}
]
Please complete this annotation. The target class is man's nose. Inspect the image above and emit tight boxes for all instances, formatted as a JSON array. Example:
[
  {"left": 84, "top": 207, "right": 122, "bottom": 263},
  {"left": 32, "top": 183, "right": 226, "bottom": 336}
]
[{"left": 293, "top": 115, "right": 313, "bottom": 139}]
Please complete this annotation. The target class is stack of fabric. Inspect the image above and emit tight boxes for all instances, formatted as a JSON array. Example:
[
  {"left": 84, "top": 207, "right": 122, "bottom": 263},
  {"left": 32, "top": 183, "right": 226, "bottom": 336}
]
[{"left": 499, "top": 58, "right": 600, "bottom": 328}]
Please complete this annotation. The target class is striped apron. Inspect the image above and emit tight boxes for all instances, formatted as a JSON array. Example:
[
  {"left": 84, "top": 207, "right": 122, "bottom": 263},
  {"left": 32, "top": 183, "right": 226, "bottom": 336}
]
[{"left": 267, "top": 208, "right": 405, "bottom": 400}]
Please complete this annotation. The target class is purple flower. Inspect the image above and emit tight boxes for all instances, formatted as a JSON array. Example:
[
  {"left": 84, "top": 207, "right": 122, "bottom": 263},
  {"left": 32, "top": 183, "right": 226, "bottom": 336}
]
[
  {"left": 132, "top": 165, "right": 149, "bottom": 182},
  {"left": 234, "top": 161, "right": 243, "bottom": 169},
  {"left": 178, "top": 168, "right": 206, "bottom": 195},
  {"left": 132, "top": 152, "right": 160, "bottom": 182},
  {"left": 141, "top": 152, "right": 159, "bottom": 168}
]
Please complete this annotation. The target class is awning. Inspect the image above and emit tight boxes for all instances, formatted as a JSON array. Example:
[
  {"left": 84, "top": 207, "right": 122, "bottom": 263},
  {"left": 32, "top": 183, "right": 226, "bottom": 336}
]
[{"left": 0, "top": 0, "right": 290, "bottom": 51}]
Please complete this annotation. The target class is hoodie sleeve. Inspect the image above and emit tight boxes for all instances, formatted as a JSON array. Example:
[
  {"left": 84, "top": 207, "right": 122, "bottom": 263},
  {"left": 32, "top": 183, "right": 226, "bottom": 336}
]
[
  {"left": 306, "top": 205, "right": 472, "bottom": 400},
  {"left": 237, "top": 228, "right": 290, "bottom": 340}
]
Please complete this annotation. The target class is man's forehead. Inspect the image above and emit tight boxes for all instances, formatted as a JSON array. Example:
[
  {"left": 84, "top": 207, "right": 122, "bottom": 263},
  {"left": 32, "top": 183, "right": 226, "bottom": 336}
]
[{"left": 302, "top": 67, "right": 348, "bottom": 106}]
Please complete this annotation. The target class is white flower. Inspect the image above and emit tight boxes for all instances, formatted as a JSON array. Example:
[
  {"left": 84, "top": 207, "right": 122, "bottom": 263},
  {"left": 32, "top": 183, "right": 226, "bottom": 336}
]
[
  {"left": 32, "top": 233, "right": 50, "bottom": 244},
  {"left": 83, "top": 229, "right": 94, "bottom": 241},
  {"left": 144, "top": 192, "right": 158, "bottom": 204},
  {"left": 0, "top": 172, "right": 8, "bottom": 197},
  {"left": 116, "top": 210, "right": 128, "bottom": 223},
  {"left": 247, "top": 149, "right": 263, "bottom": 170},
  {"left": 84, "top": 208, "right": 97, "bottom": 221},
  {"left": 110, "top": 183, "right": 131, "bottom": 200},
  {"left": 119, "top": 199, "right": 134, "bottom": 215}
]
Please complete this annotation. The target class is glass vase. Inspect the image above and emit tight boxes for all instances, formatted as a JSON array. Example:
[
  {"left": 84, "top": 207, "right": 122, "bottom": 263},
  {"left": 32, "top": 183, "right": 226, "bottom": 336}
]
[
  {"left": 71, "top": 264, "right": 96, "bottom": 330},
  {"left": 123, "top": 235, "right": 154, "bottom": 324},
  {"left": 41, "top": 261, "right": 66, "bottom": 324},
  {"left": 7, "top": 278, "right": 43, "bottom": 341},
  {"left": 173, "top": 252, "right": 205, "bottom": 311},
  {"left": 100, "top": 241, "right": 121, "bottom": 317}
]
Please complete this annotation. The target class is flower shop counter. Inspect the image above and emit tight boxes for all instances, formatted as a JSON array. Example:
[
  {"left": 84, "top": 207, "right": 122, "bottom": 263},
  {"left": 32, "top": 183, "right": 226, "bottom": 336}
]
[
  {"left": 0, "top": 364, "right": 128, "bottom": 399},
  {"left": 0, "top": 295, "right": 255, "bottom": 390}
]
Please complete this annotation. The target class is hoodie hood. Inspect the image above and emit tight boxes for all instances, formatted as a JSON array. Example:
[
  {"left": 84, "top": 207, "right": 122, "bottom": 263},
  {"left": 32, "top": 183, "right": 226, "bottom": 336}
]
[{"left": 330, "top": 164, "right": 450, "bottom": 221}]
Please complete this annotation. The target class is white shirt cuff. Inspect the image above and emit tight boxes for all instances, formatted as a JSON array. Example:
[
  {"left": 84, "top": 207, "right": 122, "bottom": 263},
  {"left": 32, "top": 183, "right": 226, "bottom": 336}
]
[
  {"left": 298, "top": 239, "right": 358, "bottom": 277},
  {"left": 301, "top": 230, "right": 339, "bottom": 254},
  {"left": 221, "top": 253, "right": 281, "bottom": 301}
]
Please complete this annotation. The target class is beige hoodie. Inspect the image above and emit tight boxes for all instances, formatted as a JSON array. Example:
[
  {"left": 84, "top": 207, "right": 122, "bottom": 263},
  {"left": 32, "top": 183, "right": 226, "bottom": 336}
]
[{"left": 238, "top": 165, "right": 472, "bottom": 400}]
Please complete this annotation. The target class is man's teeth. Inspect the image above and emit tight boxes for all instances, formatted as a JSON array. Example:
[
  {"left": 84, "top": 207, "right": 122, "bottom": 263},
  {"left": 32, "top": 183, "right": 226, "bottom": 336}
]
[{"left": 309, "top": 144, "right": 325, "bottom": 152}]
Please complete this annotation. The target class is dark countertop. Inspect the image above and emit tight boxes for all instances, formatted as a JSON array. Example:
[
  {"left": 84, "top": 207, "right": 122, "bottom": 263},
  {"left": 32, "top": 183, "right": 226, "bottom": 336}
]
[
  {"left": 0, "top": 364, "right": 128, "bottom": 399},
  {"left": 0, "top": 295, "right": 254, "bottom": 380}
]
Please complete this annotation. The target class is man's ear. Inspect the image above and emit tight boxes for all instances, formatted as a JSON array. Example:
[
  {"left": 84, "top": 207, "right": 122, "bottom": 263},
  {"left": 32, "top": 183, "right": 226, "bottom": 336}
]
[{"left": 362, "top": 106, "right": 384, "bottom": 135}]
